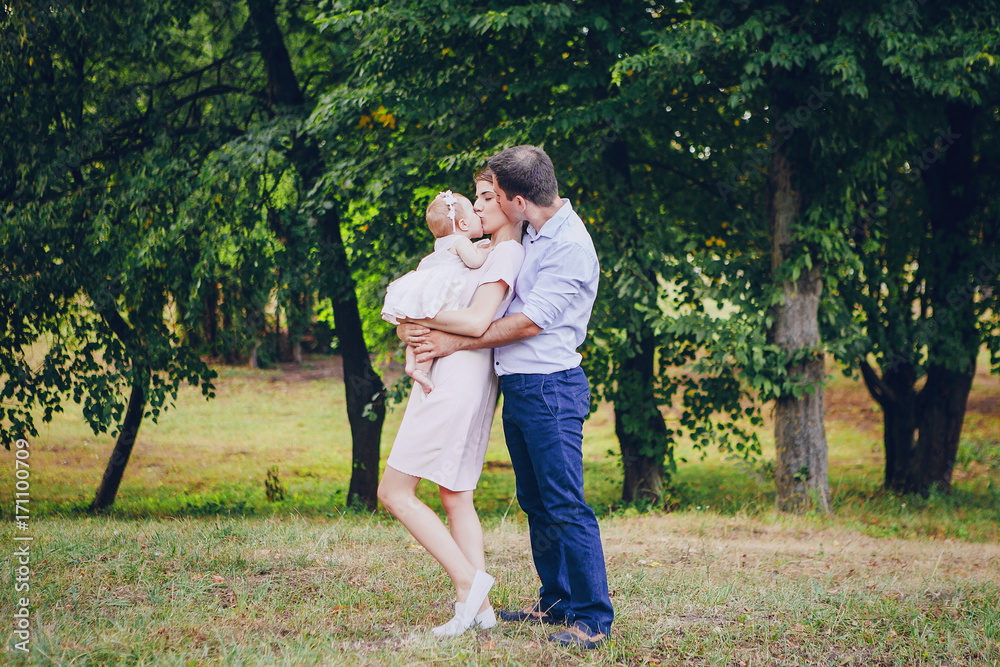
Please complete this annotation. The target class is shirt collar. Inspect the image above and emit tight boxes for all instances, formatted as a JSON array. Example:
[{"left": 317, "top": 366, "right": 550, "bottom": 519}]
[{"left": 525, "top": 199, "right": 573, "bottom": 241}]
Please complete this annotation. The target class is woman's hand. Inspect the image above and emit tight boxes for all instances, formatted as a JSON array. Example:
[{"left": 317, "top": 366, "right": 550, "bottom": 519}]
[{"left": 396, "top": 322, "right": 432, "bottom": 345}]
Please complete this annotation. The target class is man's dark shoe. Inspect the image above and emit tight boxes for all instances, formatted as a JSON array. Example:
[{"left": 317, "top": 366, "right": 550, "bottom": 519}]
[
  {"left": 548, "top": 621, "right": 607, "bottom": 649},
  {"left": 497, "top": 602, "right": 565, "bottom": 625}
]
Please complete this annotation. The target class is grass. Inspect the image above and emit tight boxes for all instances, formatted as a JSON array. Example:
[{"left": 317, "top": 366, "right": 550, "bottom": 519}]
[
  {"left": 2, "top": 514, "right": 998, "bottom": 665},
  {"left": 1, "top": 353, "right": 999, "bottom": 665}
]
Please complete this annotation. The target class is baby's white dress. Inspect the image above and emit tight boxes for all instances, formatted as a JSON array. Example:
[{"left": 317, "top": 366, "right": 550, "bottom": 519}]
[
  {"left": 385, "top": 240, "right": 525, "bottom": 492},
  {"left": 381, "top": 235, "right": 475, "bottom": 325}
]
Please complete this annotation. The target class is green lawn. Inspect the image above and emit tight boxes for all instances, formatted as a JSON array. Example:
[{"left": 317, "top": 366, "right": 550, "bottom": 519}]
[{"left": 1, "top": 354, "right": 998, "bottom": 665}]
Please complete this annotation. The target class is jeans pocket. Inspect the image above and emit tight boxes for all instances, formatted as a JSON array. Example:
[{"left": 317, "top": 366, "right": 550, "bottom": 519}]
[
  {"left": 576, "top": 385, "right": 591, "bottom": 416},
  {"left": 539, "top": 376, "right": 559, "bottom": 420},
  {"left": 561, "top": 373, "right": 590, "bottom": 418}
]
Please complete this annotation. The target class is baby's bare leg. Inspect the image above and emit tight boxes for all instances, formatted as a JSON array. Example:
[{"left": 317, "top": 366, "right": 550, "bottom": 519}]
[
  {"left": 410, "top": 356, "right": 435, "bottom": 394},
  {"left": 405, "top": 344, "right": 416, "bottom": 375}
]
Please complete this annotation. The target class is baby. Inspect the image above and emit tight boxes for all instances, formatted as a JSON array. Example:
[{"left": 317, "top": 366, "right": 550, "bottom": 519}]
[{"left": 381, "top": 190, "right": 490, "bottom": 394}]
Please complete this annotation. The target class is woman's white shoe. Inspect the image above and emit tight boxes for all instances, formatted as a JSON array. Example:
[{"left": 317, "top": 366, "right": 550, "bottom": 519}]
[
  {"left": 474, "top": 604, "right": 497, "bottom": 629},
  {"left": 432, "top": 602, "right": 498, "bottom": 636},
  {"left": 459, "top": 570, "right": 494, "bottom": 628},
  {"left": 431, "top": 606, "right": 469, "bottom": 637},
  {"left": 431, "top": 572, "right": 497, "bottom": 637}
]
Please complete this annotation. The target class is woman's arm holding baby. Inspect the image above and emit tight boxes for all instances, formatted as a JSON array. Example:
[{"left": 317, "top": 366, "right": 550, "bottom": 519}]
[
  {"left": 399, "top": 314, "right": 541, "bottom": 363},
  {"left": 403, "top": 281, "right": 508, "bottom": 338}
]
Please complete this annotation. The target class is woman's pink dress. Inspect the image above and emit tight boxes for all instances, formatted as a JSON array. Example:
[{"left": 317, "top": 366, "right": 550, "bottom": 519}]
[{"left": 386, "top": 240, "right": 524, "bottom": 491}]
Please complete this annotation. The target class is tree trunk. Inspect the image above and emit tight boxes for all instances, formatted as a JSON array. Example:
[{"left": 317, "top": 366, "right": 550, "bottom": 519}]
[
  {"left": 289, "top": 291, "right": 307, "bottom": 365},
  {"left": 902, "top": 102, "right": 979, "bottom": 496},
  {"left": 615, "top": 332, "right": 666, "bottom": 505},
  {"left": 767, "top": 147, "right": 831, "bottom": 515},
  {"left": 89, "top": 374, "right": 146, "bottom": 511},
  {"left": 860, "top": 359, "right": 973, "bottom": 496},
  {"left": 204, "top": 280, "right": 219, "bottom": 348},
  {"left": 860, "top": 361, "right": 918, "bottom": 489},
  {"left": 908, "top": 365, "right": 973, "bottom": 494},
  {"left": 89, "top": 301, "right": 147, "bottom": 512},
  {"left": 248, "top": 0, "right": 385, "bottom": 509},
  {"left": 245, "top": 295, "right": 266, "bottom": 368},
  {"left": 600, "top": 138, "right": 669, "bottom": 504},
  {"left": 221, "top": 285, "right": 241, "bottom": 363},
  {"left": 322, "top": 207, "right": 386, "bottom": 510},
  {"left": 273, "top": 305, "right": 283, "bottom": 362}
]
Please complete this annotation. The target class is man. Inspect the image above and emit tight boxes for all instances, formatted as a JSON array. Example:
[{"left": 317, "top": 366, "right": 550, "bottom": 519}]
[{"left": 403, "top": 145, "right": 613, "bottom": 649}]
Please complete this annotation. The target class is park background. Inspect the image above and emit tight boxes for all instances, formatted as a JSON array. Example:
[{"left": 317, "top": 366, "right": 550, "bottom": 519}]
[{"left": 2, "top": 0, "right": 999, "bottom": 665}]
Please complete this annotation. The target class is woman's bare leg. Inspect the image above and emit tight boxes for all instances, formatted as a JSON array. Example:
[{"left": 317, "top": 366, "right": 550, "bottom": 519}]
[
  {"left": 378, "top": 466, "right": 475, "bottom": 601},
  {"left": 440, "top": 487, "right": 489, "bottom": 613}
]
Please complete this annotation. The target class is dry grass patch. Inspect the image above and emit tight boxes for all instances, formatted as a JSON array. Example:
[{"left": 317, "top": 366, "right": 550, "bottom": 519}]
[{"left": 3, "top": 513, "right": 998, "bottom": 665}]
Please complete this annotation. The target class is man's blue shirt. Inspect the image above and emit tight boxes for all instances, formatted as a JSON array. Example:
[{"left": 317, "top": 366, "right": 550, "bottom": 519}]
[{"left": 494, "top": 199, "right": 599, "bottom": 376}]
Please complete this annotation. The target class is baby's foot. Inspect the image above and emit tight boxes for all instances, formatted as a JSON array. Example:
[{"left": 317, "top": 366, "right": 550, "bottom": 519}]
[{"left": 412, "top": 370, "right": 434, "bottom": 394}]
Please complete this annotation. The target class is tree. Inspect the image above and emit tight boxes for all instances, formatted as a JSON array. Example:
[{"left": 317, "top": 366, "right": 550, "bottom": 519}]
[
  {"left": 835, "top": 3, "right": 1000, "bottom": 495},
  {"left": 310, "top": 1, "right": 764, "bottom": 506},
  {"left": 245, "top": 0, "right": 388, "bottom": 509},
  {"left": 2, "top": 0, "right": 399, "bottom": 511},
  {"left": 616, "top": 0, "right": 1000, "bottom": 504},
  {"left": 0, "top": 0, "right": 251, "bottom": 507},
  {"left": 611, "top": 2, "right": 862, "bottom": 512}
]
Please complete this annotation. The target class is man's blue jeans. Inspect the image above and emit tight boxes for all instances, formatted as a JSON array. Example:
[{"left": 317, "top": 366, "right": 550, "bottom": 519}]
[{"left": 499, "top": 366, "right": 614, "bottom": 636}]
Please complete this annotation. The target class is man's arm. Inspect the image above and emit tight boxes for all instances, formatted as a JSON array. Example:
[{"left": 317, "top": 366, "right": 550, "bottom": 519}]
[{"left": 406, "top": 313, "right": 541, "bottom": 363}]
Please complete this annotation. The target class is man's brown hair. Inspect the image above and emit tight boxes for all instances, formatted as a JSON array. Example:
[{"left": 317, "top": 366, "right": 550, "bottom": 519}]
[{"left": 487, "top": 146, "right": 559, "bottom": 206}]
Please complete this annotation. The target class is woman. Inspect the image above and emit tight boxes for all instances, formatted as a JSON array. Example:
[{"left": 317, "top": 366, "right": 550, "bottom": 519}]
[{"left": 377, "top": 168, "right": 525, "bottom": 636}]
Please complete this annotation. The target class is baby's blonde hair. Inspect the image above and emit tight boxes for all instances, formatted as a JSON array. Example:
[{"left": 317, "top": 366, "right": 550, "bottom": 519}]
[{"left": 426, "top": 192, "right": 475, "bottom": 238}]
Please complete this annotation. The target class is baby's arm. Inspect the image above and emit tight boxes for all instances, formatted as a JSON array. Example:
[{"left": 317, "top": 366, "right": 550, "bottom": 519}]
[{"left": 450, "top": 237, "right": 490, "bottom": 269}]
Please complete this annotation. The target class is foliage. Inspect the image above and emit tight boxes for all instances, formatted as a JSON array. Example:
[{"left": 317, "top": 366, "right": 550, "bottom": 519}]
[
  {"left": 828, "top": 4, "right": 1000, "bottom": 382},
  {"left": 264, "top": 465, "right": 287, "bottom": 502},
  {"left": 0, "top": 0, "right": 248, "bottom": 447},
  {"left": 3, "top": 0, "right": 997, "bottom": 504},
  {"left": 309, "top": 1, "right": 773, "bottom": 496},
  {"left": 610, "top": 0, "right": 1000, "bottom": 493},
  {"left": 0, "top": 1, "right": 364, "bottom": 450}
]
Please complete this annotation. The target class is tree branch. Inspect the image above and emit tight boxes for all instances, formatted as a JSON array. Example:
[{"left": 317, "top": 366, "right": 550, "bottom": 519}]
[{"left": 859, "top": 358, "right": 894, "bottom": 407}]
